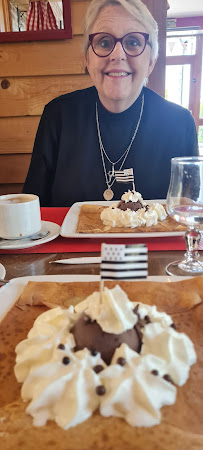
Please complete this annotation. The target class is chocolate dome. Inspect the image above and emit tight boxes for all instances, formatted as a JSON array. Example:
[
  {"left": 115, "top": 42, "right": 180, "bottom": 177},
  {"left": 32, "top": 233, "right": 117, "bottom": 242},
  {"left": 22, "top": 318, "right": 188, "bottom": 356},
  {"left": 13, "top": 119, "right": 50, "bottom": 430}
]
[{"left": 71, "top": 312, "right": 142, "bottom": 365}]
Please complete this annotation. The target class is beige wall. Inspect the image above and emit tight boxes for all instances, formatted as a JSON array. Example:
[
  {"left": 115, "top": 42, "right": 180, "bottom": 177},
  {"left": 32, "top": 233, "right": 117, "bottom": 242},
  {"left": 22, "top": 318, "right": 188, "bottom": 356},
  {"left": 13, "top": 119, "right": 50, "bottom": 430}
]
[{"left": 0, "top": 0, "right": 166, "bottom": 195}]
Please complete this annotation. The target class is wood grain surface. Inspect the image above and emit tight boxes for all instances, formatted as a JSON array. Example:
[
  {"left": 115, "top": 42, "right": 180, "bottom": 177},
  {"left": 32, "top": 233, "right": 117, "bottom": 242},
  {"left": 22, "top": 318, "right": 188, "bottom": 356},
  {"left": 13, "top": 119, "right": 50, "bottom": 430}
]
[
  {"left": 0, "top": 251, "right": 192, "bottom": 279},
  {"left": 0, "top": 74, "right": 92, "bottom": 117},
  {"left": 0, "top": 116, "right": 39, "bottom": 154},
  {"left": 0, "top": 154, "right": 31, "bottom": 183}
]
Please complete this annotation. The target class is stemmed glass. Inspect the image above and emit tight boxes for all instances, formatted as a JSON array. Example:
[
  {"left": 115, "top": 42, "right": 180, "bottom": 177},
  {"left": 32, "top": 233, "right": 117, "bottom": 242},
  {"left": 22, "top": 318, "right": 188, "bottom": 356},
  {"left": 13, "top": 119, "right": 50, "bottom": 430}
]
[{"left": 166, "top": 157, "right": 203, "bottom": 276}]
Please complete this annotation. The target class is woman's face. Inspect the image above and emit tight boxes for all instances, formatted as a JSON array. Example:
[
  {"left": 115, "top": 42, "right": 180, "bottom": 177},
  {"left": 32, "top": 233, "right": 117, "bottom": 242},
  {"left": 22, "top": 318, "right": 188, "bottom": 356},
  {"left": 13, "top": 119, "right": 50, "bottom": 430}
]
[{"left": 86, "top": 5, "right": 155, "bottom": 113}]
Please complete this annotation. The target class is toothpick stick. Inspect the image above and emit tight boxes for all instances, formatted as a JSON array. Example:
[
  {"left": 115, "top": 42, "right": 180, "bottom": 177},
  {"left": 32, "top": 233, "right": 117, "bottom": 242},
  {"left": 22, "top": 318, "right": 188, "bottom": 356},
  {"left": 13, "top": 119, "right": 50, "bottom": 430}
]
[{"left": 100, "top": 279, "right": 104, "bottom": 304}]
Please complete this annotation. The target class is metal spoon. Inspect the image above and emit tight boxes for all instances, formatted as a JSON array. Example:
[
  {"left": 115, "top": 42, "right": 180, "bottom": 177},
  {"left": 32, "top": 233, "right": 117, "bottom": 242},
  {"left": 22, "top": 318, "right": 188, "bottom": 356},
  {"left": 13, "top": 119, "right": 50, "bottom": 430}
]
[
  {"left": 0, "top": 230, "right": 50, "bottom": 247},
  {"left": 29, "top": 230, "right": 50, "bottom": 240},
  {"left": 0, "top": 278, "right": 10, "bottom": 286}
]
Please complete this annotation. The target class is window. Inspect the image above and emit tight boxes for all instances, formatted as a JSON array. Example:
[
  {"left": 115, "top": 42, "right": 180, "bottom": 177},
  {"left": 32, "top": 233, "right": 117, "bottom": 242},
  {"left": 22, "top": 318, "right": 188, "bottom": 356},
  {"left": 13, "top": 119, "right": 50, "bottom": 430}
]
[{"left": 166, "top": 31, "right": 203, "bottom": 155}]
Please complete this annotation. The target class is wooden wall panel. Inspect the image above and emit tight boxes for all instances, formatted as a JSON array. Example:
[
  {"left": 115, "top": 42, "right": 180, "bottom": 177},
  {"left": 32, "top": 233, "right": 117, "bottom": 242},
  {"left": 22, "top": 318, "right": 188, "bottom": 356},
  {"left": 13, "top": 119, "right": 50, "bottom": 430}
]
[
  {"left": 0, "top": 36, "right": 86, "bottom": 77},
  {"left": 0, "top": 154, "right": 31, "bottom": 183},
  {"left": 0, "top": 0, "right": 167, "bottom": 194},
  {"left": 0, "top": 184, "right": 23, "bottom": 195},
  {"left": 0, "top": 116, "right": 40, "bottom": 154},
  {"left": 71, "top": 0, "right": 89, "bottom": 35},
  {"left": 0, "top": 74, "right": 92, "bottom": 117}
]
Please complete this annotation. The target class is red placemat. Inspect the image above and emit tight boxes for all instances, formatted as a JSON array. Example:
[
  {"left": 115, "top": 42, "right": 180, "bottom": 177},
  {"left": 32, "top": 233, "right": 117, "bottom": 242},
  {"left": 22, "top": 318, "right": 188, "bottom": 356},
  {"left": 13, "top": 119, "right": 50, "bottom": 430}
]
[{"left": 0, "top": 207, "right": 202, "bottom": 254}]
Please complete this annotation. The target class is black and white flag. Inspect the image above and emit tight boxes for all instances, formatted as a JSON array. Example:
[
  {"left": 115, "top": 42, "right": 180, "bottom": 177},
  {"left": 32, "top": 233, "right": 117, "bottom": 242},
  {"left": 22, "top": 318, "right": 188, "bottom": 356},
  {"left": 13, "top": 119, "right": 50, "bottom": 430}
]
[
  {"left": 101, "top": 243, "right": 148, "bottom": 280},
  {"left": 114, "top": 168, "right": 135, "bottom": 190},
  {"left": 115, "top": 168, "right": 134, "bottom": 182}
]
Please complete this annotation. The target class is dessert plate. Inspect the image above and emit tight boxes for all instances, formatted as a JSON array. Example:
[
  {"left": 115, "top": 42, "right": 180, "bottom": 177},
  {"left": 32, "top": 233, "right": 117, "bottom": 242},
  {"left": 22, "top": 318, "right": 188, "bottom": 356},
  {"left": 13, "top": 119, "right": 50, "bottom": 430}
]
[
  {"left": 0, "top": 221, "right": 60, "bottom": 250},
  {"left": 0, "top": 263, "right": 6, "bottom": 280},
  {"left": 60, "top": 200, "right": 185, "bottom": 238},
  {"left": 0, "top": 274, "right": 190, "bottom": 323}
]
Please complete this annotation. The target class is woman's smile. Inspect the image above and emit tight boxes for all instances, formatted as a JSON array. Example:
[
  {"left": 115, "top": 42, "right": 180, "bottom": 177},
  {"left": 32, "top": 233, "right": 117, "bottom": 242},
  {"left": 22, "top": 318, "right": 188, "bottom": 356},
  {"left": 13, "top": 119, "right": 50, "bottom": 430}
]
[{"left": 104, "top": 70, "right": 132, "bottom": 78}]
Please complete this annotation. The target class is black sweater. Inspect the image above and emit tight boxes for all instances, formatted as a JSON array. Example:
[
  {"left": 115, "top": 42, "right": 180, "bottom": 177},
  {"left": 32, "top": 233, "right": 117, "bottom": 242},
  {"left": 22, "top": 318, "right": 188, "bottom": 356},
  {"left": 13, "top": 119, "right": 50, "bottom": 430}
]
[{"left": 23, "top": 86, "right": 198, "bottom": 206}]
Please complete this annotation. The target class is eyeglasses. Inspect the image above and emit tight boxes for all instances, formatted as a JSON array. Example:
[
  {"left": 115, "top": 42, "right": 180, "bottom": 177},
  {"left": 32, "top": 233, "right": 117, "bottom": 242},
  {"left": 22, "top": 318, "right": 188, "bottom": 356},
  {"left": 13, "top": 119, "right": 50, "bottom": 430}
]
[{"left": 88, "top": 32, "right": 150, "bottom": 57}]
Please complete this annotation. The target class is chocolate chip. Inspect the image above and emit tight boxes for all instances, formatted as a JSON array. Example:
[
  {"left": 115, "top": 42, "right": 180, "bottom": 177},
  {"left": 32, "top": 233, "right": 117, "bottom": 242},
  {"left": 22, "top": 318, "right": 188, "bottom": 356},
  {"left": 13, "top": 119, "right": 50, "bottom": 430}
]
[
  {"left": 117, "top": 357, "right": 126, "bottom": 366},
  {"left": 133, "top": 305, "right": 139, "bottom": 315},
  {"left": 84, "top": 314, "right": 92, "bottom": 324},
  {"left": 163, "top": 374, "right": 174, "bottom": 384},
  {"left": 91, "top": 349, "right": 98, "bottom": 356},
  {"left": 170, "top": 323, "right": 177, "bottom": 329},
  {"left": 145, "top": 315, "right": 151, "bottom": 324},
  {"left": 62, "top": 356, "right": 70, "bottom": 365},
  {"left": 57, "top": 343, "right": 65, "bottom": 350},
  {"left": 151, "top": 369, "right": 159, "bottom": 376},
  {"left": 93, "top": 365, "right": 104, "bottom": 374},
  {"left": 96, "top": 385, "right": 106, "bottom": 396}
]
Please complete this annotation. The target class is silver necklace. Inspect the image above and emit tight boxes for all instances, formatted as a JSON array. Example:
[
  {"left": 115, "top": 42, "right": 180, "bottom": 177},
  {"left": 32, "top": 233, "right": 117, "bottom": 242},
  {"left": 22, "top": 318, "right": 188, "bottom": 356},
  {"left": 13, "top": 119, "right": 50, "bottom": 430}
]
[{"left": 96, "top": 94, "right": 144, "bottom": 200}]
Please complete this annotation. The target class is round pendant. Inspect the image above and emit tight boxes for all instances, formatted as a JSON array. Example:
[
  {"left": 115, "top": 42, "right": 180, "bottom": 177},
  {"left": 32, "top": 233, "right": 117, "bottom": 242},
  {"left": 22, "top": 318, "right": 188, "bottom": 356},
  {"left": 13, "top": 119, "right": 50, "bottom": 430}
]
[{"left": 103, "top": 188, "right": 114, "bottom": 201}]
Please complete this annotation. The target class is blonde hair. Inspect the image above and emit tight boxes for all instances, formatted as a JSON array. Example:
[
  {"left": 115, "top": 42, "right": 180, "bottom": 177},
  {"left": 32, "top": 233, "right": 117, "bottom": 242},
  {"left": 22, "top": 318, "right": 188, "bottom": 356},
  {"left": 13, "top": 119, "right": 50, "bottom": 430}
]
[{"left": 83, "top": 0, "right": 159, "bottom": 63}]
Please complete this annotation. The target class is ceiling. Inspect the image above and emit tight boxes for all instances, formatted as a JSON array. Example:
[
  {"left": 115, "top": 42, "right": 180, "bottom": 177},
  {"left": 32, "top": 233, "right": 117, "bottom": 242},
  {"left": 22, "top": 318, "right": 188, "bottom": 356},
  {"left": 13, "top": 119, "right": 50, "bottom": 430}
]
[{"left": 167, "top": 0, "right": 203, "bottom": 18}]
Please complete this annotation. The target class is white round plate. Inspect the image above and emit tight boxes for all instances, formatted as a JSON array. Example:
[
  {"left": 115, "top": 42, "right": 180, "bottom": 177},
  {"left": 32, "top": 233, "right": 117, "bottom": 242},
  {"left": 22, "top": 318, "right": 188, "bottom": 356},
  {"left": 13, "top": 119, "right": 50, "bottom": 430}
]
[
  {"left": 0, "top": 263, "right": 6, "bottom": 279},
  {"left": 0, "top": 221, "right": 60, "bottom": 250}
]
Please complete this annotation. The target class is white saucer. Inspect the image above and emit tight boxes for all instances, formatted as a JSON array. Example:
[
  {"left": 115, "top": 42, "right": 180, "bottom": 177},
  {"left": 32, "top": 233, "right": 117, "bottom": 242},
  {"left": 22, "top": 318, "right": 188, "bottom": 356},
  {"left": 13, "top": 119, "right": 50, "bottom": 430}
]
[
  {"left": 0, "top": 263, "right": 6, "bottom": 279},
  {"left": 0, "top": 221, "right": 60, "bottom": 250}
]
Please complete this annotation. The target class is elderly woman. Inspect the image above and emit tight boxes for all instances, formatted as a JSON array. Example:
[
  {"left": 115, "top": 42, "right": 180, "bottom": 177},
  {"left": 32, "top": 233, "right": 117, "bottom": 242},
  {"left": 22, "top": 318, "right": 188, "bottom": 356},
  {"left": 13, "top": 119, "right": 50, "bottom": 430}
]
[{"left": 23, "top": 0, "right": 198, "bottom": 206}]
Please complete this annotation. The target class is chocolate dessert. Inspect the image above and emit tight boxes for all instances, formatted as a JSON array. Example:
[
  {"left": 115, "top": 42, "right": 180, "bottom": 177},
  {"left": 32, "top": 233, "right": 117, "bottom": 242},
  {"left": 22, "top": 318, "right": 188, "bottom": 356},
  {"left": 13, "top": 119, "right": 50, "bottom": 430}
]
[
  {"left": 99, "top": 189, "right": 169, "bottom": 229},
  {"left": 117, "top": 199, "right": 144, "bottom": 212},
  {"left": 71, "top": 312, "right": 142, "bottom": 364}
]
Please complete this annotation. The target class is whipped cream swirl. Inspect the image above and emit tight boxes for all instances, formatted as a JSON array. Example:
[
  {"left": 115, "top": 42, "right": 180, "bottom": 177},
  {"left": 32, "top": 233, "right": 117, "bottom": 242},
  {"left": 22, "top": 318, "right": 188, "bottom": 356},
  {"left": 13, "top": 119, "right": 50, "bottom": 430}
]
[
  {"left": 121, "top": 191, "right": 143, "bottom": 203},
  {"left": 14, "top": 286, "right": 196, "bottom": 430}
]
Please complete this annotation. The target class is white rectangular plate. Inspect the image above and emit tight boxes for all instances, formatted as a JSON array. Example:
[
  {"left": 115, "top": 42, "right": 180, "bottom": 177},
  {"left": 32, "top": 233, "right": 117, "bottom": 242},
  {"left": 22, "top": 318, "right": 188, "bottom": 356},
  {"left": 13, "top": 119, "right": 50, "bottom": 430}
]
[
  {"left": 60, "top": 200, "right": 185, "bottom": 238},
  {"left": 0, "top": 274, "right": 189, "bottom": 323}
]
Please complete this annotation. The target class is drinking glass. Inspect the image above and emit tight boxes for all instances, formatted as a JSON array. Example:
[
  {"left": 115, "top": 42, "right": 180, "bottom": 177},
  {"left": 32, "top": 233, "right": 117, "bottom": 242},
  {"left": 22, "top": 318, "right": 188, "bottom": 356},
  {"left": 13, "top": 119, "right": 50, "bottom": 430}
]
[{"left": 166, "top": 157, "right": 203, "bottom": 276}]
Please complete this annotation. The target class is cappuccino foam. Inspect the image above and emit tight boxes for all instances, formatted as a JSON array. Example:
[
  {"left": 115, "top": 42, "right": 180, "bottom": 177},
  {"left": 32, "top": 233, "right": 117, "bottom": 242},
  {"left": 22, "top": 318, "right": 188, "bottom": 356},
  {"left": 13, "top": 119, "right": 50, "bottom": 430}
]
[{"left": 0, "top": 196, "right": 33, "bottom": 205}]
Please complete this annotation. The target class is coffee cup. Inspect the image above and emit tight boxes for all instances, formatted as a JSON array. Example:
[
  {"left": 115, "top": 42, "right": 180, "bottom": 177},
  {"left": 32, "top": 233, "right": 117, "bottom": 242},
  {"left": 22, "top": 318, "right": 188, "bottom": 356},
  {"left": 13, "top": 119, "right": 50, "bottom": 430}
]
[{"left": 0, "top": 193, "right": 41, "bottom": 239}]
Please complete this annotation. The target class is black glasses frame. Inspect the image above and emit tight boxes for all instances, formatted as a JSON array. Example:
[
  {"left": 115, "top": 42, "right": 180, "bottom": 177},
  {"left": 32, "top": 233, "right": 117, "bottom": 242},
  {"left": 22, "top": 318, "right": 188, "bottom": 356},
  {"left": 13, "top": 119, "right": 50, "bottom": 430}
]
[{"left": 88, "top": 32, "right": 150, "bottom": 57}]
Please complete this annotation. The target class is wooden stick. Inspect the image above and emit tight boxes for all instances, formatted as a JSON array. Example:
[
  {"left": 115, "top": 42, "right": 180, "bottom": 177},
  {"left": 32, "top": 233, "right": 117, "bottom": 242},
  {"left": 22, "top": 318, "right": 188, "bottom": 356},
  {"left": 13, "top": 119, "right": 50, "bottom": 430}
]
[{"left": 100, "top": 279, "right": 104, "bottom": 303}]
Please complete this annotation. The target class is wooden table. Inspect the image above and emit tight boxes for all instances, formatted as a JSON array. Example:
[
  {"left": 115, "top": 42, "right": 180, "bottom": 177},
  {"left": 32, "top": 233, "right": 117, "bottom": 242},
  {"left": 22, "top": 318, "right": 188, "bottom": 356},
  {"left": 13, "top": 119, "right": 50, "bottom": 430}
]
[{"left": 0, "top": 250, "right": 187, "bottom": 280}]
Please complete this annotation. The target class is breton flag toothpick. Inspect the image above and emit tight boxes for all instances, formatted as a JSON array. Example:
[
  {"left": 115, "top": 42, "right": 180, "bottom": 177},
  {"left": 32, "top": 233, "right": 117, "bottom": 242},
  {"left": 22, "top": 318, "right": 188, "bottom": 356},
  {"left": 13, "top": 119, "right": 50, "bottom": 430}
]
[
  {"left": 114, "top": 168, "right": 135, "bottom": 191},
  {"left": 100, "top": 243, "right": 148, "bottom": 280}
]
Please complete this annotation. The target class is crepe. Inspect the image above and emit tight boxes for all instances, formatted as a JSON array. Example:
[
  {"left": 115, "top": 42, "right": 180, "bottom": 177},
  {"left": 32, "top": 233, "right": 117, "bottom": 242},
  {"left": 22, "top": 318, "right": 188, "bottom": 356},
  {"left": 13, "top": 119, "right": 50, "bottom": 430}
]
[
  {"left": 76, "top": 204, "right": 186, "bottom": 233},
  {"left": 0, "top": 278, "right": 203, "bottom": 450},
  {"left": 17, "top": 278, "right": 203, "bottom": 312}
]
